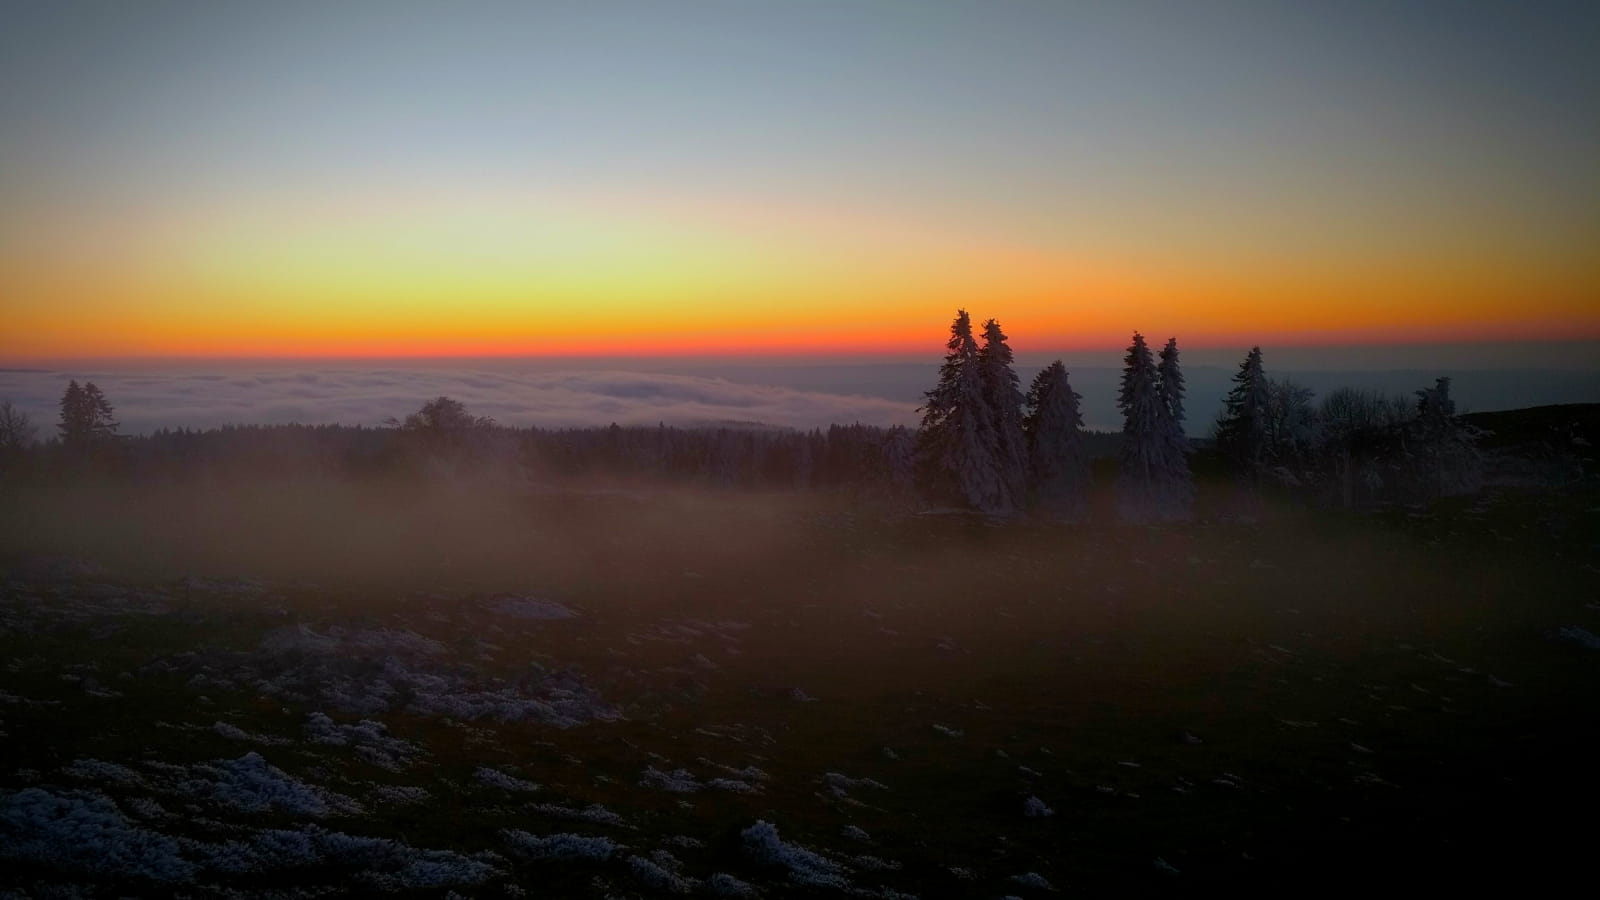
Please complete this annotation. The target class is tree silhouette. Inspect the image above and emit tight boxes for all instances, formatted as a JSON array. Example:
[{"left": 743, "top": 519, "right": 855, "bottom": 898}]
[
  {"left": 915, "top": 310, "right": 1008, "bottom": 514},
  {"left": 1409, "top": 377, "right": 1482, "bottom": 498},
  {"left": 1023, "top": 361, "right": 1089, "bottom": 520},
  {"left": 403, "top": 396, "right": 493, "bottom": 434},
  {"left": 1155, "top": 337, "right": 1193, "bottom": 510},
  {"left": 1117, "top": 332, "right": 1190, "bottom": 522},
  {"left": 1214, "top": 346, "right": 1270, "bottom": 477},
  {"left": 977, "top": 317, "right": 1028, "bottom": 512},
  {"left": 58, "top": 380, "right": 118, "bottom": 448},
  {"left": 0, "top": 399, "right": 36, "bottom": 477}
]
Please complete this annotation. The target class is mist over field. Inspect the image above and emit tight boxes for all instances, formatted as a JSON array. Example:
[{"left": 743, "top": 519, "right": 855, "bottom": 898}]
[{"left": 2, "top": 392, "right": 1598, "bottom": 894}]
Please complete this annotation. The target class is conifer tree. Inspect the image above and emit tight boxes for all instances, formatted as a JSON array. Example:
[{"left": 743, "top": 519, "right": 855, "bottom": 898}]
[
  {"left": 1117, "top": 333, "right": 1190, "bottom": 522},
  {"left": 977, "top": 317, "right": 1029, "bottom": 510},
  {"left": 1156, "top": 338, "right": 1184, "bottom": 431},
  {"left": 58, "top": 380, "right": 118, "bottom": 452},
  {"left": 1117, "top": 333, "right": 1163, "bottom": 520},
  {"left": 1155, "top": 337, "right": 1194, "bottom": 512},
  {"left": 1215, "top": 346, "right": 1270, "bottom": 476},
  {"left": 915, "top": 310, "right": 1008, "bottom": 514},
  {"left": 1023, "top": 361, "right": 1089, "bottom": 520},
  {"left": 83, "top": 382, "right": 118, "bottom": 441},
  {"left": 57, "top": 380, "right": 88, "bottom": 445}
]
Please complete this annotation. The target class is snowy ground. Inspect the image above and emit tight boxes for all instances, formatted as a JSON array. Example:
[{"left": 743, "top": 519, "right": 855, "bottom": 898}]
[{"left": 2, "top": 486, "right": 1598, "bottom": 896}]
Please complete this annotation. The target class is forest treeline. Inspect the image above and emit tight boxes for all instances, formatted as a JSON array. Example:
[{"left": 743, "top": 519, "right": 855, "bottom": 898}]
[{"left": 0, "top": 316, "right": 1489, "bottom": 518}]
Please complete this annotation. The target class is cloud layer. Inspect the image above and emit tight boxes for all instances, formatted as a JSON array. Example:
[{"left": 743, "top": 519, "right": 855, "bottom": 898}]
[{"left": 0, "top": 367, "right": 919, "bottom": 436}]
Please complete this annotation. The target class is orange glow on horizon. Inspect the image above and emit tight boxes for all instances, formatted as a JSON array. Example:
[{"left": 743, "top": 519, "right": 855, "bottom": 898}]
[{"left": 3, "top": 185, "right": 1596, "bottom": 362}]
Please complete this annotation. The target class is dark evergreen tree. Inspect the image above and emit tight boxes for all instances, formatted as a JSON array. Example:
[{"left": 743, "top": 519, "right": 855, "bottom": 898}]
[
  {"left": 58, "top": 380, "right": 117, "bottom": 447},
  {"left": 915, "top": 310, "right": 1008, "bottom": 514},
  {"left": 977, "top": 317, "right": 1029, "bottom": 511},
  {"left": 1156, "top": 337, "right": 1185, "bottom": 434},
  {"left": 84, "top": 383, "right": 118, "bottom": 441},
  {"left": 1214, "top": 346, "right": 1270, "bottom": 476},
  {"left": 1117, "top": 332, "right": 1190, "bottom": 522},
  {"left": 1023, "top": 361, "right": 1089, "bottom": 520},
  {"left": 57, "top": 380, "right": 87, "bottom": 445},
  {"left": 1155, "top": 337, "right": 1193, "bottom": 505}
]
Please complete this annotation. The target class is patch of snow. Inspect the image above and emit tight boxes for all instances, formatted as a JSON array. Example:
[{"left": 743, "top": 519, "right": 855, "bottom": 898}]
[
  {"left": 530, "top": 802, "right": 627, "bottom": 827},
  {"left": 1554, "top": 625, "right": 1600, "bottom": 650},
  {"left": 62, "top": 758, "right": 149, "bottom": 788},
  {"left": 822, "top": 772, "right": 888, "bottom": 798},
  {"left": 741, "top": 819, "right": 851, "bottom": 889},
  {"left": 198, "top": 823, "right": 496, "bottom": 888},
  {"left": 640, "top": 766, "right": 701, "bottom": 793},
  {"left": 474, "top": 767, "right": 540, "bottom": 793},
  {"left": 708, "top": 872, "right": 759, "bottom": 897},
  {"left": 212, "top": 721, "right": 291, "bottom": 745},
  {"left": 370, "top": 785, "right": 432, "bottom": 805},
  {"left": 501, "top": 830, "right": 619, "bottom": 861},
  {"left": 0, "top": 787, "right": 196, "bottom": 882},
  {"left": 627, "top": 854, "right": 696, "bottom": 893},
  {"left": 1010, "top": 871, "right": 1057, "bottom": 891},
  {"left": 1023, "top": 796, "right": 1054, "bottom": 817},
  {"left": 179, "top": 753, "right": 362, "bottom": 817}
]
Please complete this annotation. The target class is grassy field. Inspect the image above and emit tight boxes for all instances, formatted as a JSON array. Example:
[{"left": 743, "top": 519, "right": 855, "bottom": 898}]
[{"left": 2, "top": 475, "right": 1598, "bottom": 896}]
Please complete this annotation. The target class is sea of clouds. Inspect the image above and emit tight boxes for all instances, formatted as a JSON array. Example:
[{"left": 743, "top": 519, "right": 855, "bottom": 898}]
[
  {"left": 0, "top": 367, "right": 920, "bottom": 435},
  {"left": 4, "top": 354, "right": 1593, "bottom": 438}
]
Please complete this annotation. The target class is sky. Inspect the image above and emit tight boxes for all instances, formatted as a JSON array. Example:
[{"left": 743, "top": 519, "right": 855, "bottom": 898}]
[{"left": 1, "top": 0, "right": 1596, "bottom": 365}]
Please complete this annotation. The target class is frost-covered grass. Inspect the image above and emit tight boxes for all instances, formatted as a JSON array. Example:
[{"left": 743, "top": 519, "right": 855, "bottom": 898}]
[
  {"left": 0, "top": 785, "right": 495, "bottom": 889},
  {"left": 180, "top": 752, "right": 363, "bottom": 817},
  {"left": 3, "top": 483, "right": 1598, "bottom": 894},
  {"left": 741, "top": 819, "right": 853, "bottom": 889},
  {"left": 501, "top": 830, "right": 619, "bottom": 861},
  {"left": 474, "top": 766, "right": 540, "bottom": 793}
]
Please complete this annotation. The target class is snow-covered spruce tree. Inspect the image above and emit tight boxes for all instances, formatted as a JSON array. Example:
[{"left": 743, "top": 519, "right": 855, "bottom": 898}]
[
  {"left": 1023, "top": 361, "right": 1090, "bottom": 520},
  {"left": 1154, "top": 337, "right": 1194, "bottom": 510},
  {"left": 977, "top": 318, "right": 1029, "bottom": 511},
  {"left": 1214, "top": 346, "right": 1270, "bottom": 478},
  {"left": 881, "top": 425, "right": 917, "bottom": 497},
  {"left": 1117, "top": 332, "right": 1189, "bottom": 522},
  {"left": 1156, "top": 338, "right": 1185, "bottom": 426},
  {"left": 915, "top": 310, "right": 1010, "bottom": 514}
]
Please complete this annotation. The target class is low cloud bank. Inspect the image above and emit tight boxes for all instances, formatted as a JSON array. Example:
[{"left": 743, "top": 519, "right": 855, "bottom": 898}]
[{"left": 0, "top": 368, "right": 918, "bottom": 436}]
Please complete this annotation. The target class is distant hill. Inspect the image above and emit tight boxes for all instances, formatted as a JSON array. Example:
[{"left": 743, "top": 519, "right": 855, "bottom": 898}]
[{"left": 1460, "top": 403, "right": 1599, "bottom": 450}]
